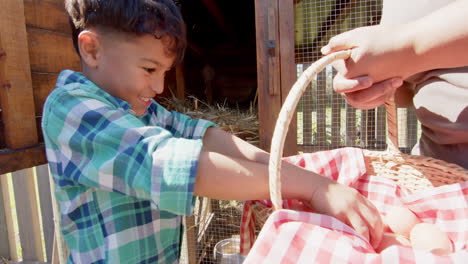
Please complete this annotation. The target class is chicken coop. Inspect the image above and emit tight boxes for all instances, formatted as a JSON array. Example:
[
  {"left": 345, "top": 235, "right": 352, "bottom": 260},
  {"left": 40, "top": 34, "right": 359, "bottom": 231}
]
[{"left": 0, "top": 0, "right": 422, "bottom": 264}]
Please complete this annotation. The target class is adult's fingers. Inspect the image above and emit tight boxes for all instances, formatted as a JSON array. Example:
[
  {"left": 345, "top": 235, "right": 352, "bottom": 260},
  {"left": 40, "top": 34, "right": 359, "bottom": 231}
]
[
  {"left": 341, "top": 78, "right": 402, "bottom": 110},
  {"left": 321, "top": 31, "right": 356, "bottom": 55},
  {"left": 333, "top": 73, "right": 373, "bottom": 93}
]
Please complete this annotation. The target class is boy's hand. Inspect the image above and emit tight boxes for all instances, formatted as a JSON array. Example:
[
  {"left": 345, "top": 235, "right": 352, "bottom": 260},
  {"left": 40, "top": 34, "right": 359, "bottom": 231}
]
[{"left": 307, "top": 176, "right": 384, "bottom": 249}]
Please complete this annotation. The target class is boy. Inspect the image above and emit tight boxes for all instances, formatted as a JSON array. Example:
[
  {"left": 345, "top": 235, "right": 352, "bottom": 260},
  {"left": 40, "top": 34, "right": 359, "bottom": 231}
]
[{"left": 42, "top": 0, "right": 383, "bottom": 262}]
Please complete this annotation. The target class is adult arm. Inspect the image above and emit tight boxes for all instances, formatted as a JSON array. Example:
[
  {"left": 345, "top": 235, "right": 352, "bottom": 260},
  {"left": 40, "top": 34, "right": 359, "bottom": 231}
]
[{"left": 321, "top": 0, "right": 468, "bottom": 109}]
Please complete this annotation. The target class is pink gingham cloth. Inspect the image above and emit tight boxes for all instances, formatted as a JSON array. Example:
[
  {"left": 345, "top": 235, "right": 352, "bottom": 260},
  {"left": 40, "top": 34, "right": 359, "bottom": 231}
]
[{"left": 240, "top": 147, "right": 468, "bottom": 263}]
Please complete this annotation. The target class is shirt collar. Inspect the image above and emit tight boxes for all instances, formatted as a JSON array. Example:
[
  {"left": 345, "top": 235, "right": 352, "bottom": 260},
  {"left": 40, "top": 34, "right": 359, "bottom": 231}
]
[{"left": 57, "top": 70, "right": 132, "bottom": 111}]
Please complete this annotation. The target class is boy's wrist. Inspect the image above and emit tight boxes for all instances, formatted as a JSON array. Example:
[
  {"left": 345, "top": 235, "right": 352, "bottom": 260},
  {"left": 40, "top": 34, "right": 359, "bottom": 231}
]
[{"left": 281, "top": 161, "right": 323, "bottom": 202}]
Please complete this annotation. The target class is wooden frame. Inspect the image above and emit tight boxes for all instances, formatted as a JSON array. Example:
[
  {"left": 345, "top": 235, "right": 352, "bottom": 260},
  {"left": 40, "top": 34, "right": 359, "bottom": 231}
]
[
  {"left": 0, "top": 0, "right": 79, "bottom": 175},
  {"left": 255, "top": 0, "right": 297, "bottom": 156},
  {"left": 0, "top": 0, "right": 39, "bottom": 150}
]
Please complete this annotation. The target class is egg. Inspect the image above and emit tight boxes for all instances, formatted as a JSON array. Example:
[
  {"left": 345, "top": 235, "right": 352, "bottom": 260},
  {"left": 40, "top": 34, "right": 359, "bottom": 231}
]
[
  {"left": 410, "top": 223, "right": 453, "bottom": 255},
  {"left": 375, "top": 232, "right": 411, "bottom": 253},
  {"left": 384, "top": 206, "right": 421, "bottom": 238}
]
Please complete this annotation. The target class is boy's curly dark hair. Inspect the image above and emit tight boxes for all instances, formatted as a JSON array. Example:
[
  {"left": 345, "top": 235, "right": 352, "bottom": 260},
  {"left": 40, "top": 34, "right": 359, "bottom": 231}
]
[{"left": 65, "top": 0, "right": 186, "bottom": 64}]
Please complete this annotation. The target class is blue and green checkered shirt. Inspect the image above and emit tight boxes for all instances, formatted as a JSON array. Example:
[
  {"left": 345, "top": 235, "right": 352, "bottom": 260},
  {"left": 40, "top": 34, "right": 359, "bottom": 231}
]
[{"left": 42, "top": 70, "right": 216, "bottom": 263}]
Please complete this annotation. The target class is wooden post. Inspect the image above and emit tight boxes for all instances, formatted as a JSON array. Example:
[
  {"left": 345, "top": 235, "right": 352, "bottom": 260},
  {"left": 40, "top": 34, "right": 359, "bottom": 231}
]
[
  {"left": 0, "top": 0, "right": 38, "bottom": 149},
  {"left": 376, "top": 105, "right": 387, "bottom": 149},
  {"left": 255, "top": 0, "right": 283, "bottom": 153},
  {"left": 36, "top": 165, "right": 55, "bottom": 262},
  {"left": 302, "top": 65, "right": 313, "bottom": 145},
  {"left": 406, "top": 107, "right": 418, "bottom": 151},
  {"left": 256, "top": 0, "right": 298, "bottom": 155},
  {"left": 278, "top": 0, "right": 297, "bottom": 155},
  {"left": 12, "top": 168, "right": 45, "bottom": 261},
  {"left": 184, "top": 215, "right": 197, "bottom": 264},
  {"left": 345, "top": 104, "right": 357, "bottom": 146},
  {"left": 0, "top": 174, "right": 11, "bottom": 259},
  {"left": 331, "top": 72, "right": 342, "bottom": 146},
  {"left": 0, "top": 173, "right": 19, "bottom": 261},
  {"left": 316, "top": 71, "right": 327, "bottom": 147}
]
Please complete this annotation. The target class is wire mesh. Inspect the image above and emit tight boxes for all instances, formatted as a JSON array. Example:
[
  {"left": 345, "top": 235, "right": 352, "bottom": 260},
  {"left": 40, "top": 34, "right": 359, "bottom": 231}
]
[
  {"left": 180, "top": 198, "right": 244, "bottom": 264},
  {"left": 295, "top": 0, "right": 420, "bottom": 153}
]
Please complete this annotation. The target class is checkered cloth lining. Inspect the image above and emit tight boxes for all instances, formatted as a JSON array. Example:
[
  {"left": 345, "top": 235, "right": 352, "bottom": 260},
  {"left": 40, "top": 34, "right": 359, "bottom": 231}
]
[{"left": 241, "top": 147, "right": 468, "bottom": 263}]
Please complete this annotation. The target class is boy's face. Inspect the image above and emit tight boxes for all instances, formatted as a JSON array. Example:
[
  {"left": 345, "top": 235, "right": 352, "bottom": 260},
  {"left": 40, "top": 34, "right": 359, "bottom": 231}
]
[{"left": 95, "top": 33, "right": 175, "bottom": 116}]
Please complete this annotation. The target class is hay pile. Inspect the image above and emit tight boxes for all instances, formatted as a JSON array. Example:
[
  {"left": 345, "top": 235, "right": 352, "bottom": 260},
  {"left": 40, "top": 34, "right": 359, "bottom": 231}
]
[{"left": 158, "top": 96, "right": 259, "bottom": 146}]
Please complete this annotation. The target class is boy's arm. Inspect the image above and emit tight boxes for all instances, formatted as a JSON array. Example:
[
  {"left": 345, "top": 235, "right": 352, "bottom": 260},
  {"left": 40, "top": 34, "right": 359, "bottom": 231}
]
[
  {"left": 193, "top": 149, "right": 384, "bottom": 248},
  {"left": 202, "top": 127, "right": 270, "bottom": 164},
  {"left": 199, "top": 127, "right": 385, "bottom": 248},
  {"left": 152, "top": 102, "right": 216, "bottom": 139}
]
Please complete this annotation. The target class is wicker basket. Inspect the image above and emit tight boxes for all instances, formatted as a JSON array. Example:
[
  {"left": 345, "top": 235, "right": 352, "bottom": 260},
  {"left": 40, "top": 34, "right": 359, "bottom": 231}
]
[{"left": 265, "top": 49, "right": 468, "bottom": 214}]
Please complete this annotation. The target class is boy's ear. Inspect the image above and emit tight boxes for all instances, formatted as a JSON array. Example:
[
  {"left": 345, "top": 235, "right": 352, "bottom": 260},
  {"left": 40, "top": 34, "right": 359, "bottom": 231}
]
[{"left": 77, "top": 30, "right": 101, "bottom": 68}]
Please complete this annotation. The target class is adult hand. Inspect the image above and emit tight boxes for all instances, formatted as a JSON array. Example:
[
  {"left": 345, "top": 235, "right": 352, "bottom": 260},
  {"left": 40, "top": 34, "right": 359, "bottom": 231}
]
[
  {"left": 307, "top": 176, "right": 384, "bottom": 249},
  {"left": 322, "top": 25, "right": 413, "bottom": 109},
  {"left": 333, "top": 74, "right": 403, "bottom": 109}
]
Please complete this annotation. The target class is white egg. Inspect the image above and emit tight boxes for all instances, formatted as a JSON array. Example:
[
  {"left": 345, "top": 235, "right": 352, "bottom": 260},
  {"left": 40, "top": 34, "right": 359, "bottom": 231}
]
[
  {"left": 410, "top": 223, "right": 453, "bottom": 255},
  {"left": 385, "top": 206, "right": 421, "bottom": 238}
]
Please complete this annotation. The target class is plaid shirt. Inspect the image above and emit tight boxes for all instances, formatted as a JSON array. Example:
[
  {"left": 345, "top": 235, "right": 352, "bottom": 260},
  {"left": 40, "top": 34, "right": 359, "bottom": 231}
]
[{"left": 42, "top": 70, "right": 216, "bottom": 263}]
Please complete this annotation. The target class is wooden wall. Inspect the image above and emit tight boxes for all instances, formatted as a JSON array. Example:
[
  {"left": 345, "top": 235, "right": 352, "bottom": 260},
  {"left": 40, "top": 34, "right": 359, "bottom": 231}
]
[{"left": 0, "top": 0, "right": 80, "bottom": 174}]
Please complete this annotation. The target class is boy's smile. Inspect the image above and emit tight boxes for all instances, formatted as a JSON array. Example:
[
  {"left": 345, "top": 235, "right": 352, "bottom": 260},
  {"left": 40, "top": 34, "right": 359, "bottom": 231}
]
[{"left": 81, "top": 30, "right": 176, "bottom": 116}]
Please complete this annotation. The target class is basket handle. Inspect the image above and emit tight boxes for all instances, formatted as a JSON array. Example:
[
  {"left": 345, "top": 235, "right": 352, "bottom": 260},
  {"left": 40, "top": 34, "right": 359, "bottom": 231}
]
[{"left": 268, "top": 50, "right": 351, "bottom": 210}]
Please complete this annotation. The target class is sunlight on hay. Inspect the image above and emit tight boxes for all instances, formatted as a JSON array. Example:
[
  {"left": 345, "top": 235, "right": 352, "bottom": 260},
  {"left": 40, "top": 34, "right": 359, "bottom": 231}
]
[{"left": 158, "top": 95, "right": 259, "bottom": 146}]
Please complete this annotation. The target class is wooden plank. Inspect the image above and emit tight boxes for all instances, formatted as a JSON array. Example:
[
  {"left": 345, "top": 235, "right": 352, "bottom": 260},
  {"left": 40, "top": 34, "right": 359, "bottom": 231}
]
[
  {"left": 255, "top": 0, "right": 283, "bottom": 152},
  {"left": 360, "top": 109, "right": 368, "bottom": 148},
  {"left": 36, "top": 165, "right": 54, "bottom": 262},
  {"left": 51, "top": 236, "right": 59, "bottom": 264},
  {"left": 367, "top": 109, "right": 376, "bottom": 148},
  {"left": 278, "top": 0, "right": 297, "bottom": 155},
  {"left": 12, "top": 168, "right": 45, "bottom": 261},
  {"left": 0, "top": 174, "right": 11, "bottom": 259},
  {"left": 0, "top": 144, "right": 47, "bottom": 175},
  {"left": 302, "top": 69, "right": 313, "bottom": 145},
  {"left": 316, "top": 71, "right": 327, "bottom": 147},
  {"left": 331, "top": 69, "right": 341, "bottom": 146},
  {"left": 24, "top": 0, "right": 71, "bottom": 34},
  {"left": 0, "top": 173, "right": 19, "bottom": 261},
  {"left": 27, "top": 27, "right": 80, "bottom": 73},
  {"left": 346, "top": 104, "right": 357, "bottom": 146},
  {"left": 266, "top": 6, "right": 280, "bottom": 97},
  {"left": 397, "top": 108, "right": 407, "bottom": 148},
  {"left": 184, "top": 216, "right": 197, "bottom": 264},
  {"left": 0, "top": 1, "right": 38, "bottom": 149},
  {"left": 376, "top": 105, "right": 386, "bottom": 149},
  {"left": 48, "top": 173, "right": 68, "bottom": 264},
  {"left": 406, "top": 107, "right": 418, "bottom": 150},
  {"left": 32, "top": 73, "right": 58, "bottom": 118}
]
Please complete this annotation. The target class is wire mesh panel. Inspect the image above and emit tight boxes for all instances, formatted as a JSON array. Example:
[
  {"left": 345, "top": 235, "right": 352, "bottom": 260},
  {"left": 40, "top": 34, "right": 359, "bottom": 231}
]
[
  {"left": 294, "top": 0, "right": 420, "bottom": 153},
  {"left": 180, "top": 198, "right": 244, "bottom": 264}
]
